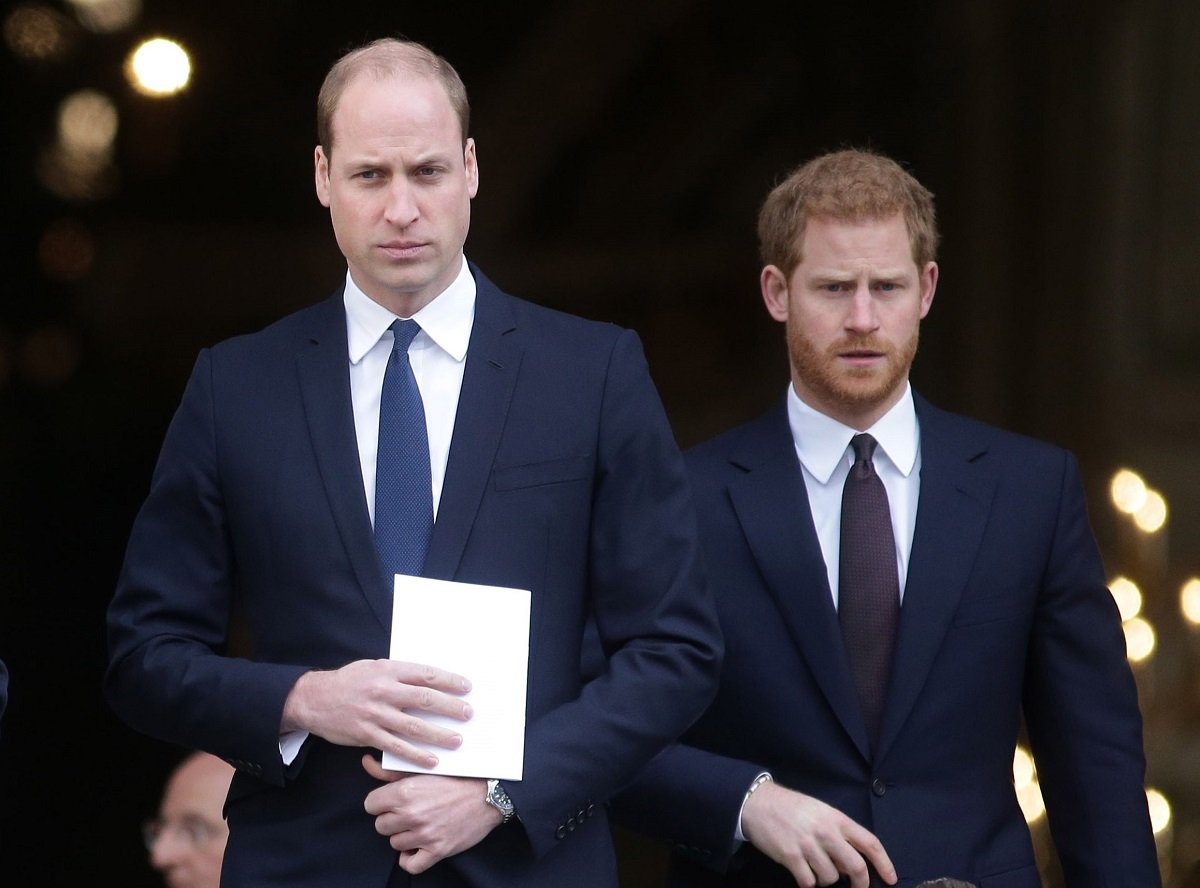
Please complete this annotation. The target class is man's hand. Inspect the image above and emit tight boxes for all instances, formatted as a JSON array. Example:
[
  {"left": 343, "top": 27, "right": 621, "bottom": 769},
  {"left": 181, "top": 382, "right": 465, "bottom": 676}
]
[
  {"left": 362, "top": 754, "right": 502, "bottom": 874},
  {"left": 280, "top": 659, "right": 473, "bottom": 768},
  {"left": 741, "top": 782, "right": 896, "bottom": 888}
]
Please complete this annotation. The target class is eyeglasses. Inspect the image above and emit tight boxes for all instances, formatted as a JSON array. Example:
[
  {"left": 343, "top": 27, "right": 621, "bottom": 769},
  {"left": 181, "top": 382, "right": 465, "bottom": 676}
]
[{"left": 141, "top": 816, "right": 221, "bottom": 851}]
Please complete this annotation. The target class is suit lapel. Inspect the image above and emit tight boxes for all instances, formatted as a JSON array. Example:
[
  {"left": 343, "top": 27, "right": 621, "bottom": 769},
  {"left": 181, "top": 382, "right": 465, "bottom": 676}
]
[
  {"left": 422, "top": 266, "right": 522, "bottom": 581},
  {"left": 876, "top": 396, "right": 996, "bottom": 760},
  {"left": 295, "top": 292, "right": 394, "bottom": 630},
  {"left": 727, "top": 402, "right": 871, "bottom": 758}
]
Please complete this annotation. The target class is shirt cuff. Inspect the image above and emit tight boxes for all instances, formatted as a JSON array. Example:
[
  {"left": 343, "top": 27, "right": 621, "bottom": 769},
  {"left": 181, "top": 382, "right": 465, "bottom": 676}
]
[
  {"left": 734, "top": 772, "right": 773, "bottom": 843},
  {"left": 279, "top": 729, "right": 309, "bottom": 765}
]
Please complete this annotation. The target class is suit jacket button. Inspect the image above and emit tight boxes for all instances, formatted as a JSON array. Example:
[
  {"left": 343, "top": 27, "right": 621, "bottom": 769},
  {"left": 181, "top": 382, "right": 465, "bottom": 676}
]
[
  {"left": 871, "top": 778, "right": 887, "bottom": 797},
  {"left": 555, "top": 825, "right": 567, "bottom": 840}
]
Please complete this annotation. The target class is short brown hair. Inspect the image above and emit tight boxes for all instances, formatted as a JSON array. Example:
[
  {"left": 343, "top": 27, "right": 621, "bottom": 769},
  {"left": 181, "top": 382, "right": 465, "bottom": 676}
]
[
  {"left": 757, "top": 148, "right": 938, "bottom": 274},
  {"left": 316, "top": 38, "right": 470, "bottom": 156}
]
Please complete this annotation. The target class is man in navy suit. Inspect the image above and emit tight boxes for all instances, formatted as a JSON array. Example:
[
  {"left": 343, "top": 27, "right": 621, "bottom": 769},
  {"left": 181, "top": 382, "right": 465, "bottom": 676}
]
[
  {"left": 105, "top": 38, "right": 721, "bottom": 887},
  {"left": 613, "top": 149, "right": 1159, "bottom": 887}
]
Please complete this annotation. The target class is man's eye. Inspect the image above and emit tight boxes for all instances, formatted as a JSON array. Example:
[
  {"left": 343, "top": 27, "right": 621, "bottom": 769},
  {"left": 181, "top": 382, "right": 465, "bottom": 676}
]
[{"left": 876, "top": 282, "right": 898, "bottom": 292}]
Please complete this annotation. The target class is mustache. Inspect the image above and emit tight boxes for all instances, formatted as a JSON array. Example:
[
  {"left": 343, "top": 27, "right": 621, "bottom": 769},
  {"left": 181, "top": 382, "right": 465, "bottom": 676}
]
[{"left": 829, "top": 336, "right": 890, "bottom": 354}]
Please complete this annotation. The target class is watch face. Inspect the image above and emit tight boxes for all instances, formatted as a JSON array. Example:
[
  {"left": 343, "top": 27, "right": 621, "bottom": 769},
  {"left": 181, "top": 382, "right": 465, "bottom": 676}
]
[{"left": 488, "top": 780, "right": 513, "bottom": 818}]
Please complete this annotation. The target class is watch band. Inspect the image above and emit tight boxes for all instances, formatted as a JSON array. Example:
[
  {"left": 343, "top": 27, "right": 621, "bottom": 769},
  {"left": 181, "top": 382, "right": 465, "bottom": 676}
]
[{"left": 485, "top": 778, "right": 515, "bottom": 824}]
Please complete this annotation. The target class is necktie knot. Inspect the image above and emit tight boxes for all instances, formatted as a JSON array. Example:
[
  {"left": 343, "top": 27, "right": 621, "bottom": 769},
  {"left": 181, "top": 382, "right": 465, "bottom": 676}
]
[
  {"left": 850, "top": 433, "right": 878, "bottom": 478},
  {"left": 391, "top": 319, "right": 421, "bottom": 354}
]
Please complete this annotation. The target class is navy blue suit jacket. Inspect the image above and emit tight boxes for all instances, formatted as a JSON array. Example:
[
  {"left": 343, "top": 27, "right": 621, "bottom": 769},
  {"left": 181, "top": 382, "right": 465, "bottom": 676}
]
[
  {"left": 614, "top": 394, "right": 1158, "bottom": 888},
  {"left": 105, "top": 266, "right": 721, "bottom": 887}
]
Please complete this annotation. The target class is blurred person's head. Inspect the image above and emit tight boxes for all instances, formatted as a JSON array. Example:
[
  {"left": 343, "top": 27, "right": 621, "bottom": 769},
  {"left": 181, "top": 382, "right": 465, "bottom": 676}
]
[{"left": 144, "top": 751, "right": 234, "bottom": 888}]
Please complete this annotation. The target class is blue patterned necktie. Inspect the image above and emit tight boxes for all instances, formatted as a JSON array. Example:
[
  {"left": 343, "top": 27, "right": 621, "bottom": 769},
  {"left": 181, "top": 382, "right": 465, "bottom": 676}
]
[
  {"left": 838, "top": 433, "right": 900, "bottom": 750},
  {"left": 374, "top": 319, "right": 433, "bottom": 579}
]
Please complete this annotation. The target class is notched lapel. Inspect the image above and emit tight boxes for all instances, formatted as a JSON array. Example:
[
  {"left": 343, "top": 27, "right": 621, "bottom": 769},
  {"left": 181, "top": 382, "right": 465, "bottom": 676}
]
[
  {"left": 294, "top": 295, "right": 394, "bottom": 630},
  {"left": 877, "top": 410, "right": 995, "bottom": 760},
  {"left": 423, "top": 277, "right": 522, "bottom": 581},
  {"left": 727, "top": 407, "right": 871, "bottom": 758}
]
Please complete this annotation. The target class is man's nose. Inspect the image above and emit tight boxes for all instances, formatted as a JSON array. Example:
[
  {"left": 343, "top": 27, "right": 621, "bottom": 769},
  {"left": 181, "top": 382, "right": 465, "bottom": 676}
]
[
  {"left": 384, "top": 181, "right": 419, "bottom": 226},
  {"left": 845, "top": 288, "right": 879, "bottom": 332}
]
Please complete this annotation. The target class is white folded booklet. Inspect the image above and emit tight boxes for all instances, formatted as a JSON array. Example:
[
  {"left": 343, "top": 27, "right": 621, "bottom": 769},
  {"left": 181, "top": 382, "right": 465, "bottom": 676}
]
[{"left": 383, "top": 574, "right": 530, "bottom": 780}]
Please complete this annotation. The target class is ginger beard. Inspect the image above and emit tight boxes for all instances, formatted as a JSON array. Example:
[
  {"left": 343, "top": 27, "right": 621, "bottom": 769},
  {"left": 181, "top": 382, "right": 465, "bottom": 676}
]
[{"left": 786, "top": 323, "right": 919, "bottom": 419}]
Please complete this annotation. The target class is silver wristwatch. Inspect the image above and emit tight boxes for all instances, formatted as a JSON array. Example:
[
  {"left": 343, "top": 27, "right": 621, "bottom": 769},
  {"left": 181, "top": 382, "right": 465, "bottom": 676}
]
[{"left": 485, "top": 778, "right": 515, "bottom": 824}]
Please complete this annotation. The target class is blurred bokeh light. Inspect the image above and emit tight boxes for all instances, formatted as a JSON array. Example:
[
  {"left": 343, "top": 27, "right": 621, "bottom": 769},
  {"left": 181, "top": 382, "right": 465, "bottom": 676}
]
[
  {"left": 1014, "top": 746, "right": 1046, "bottom": 824},
  {"left": 3, "top": 4, "right": 73, "bottom": 60},
  {"left": 65, "top": 0, "right": 140, "bottom": 34},
  {"left": 1124, "top": 616, "right": 1157, "bottom": 663},
  {"left": 1181, "top": 578, "right": 1200, "bottom": 626},
  {"left": 1133, "top": 489, "right": 1169, "bottom": 534},
  {"left": 1111, "top": 468, "right": 1149, "bottom": 515},
  {"left": 1148, "top": 788, "right": 1172, "bottom": 836},
  {"left": 1110, "top": 576, "right": 1144, "bottom": 622},
  {"left": 125, "top": 37, "right": 192, "bottom": 97},
  {"left": 58, "top": 89, "right": 118, "bottom": 155}
]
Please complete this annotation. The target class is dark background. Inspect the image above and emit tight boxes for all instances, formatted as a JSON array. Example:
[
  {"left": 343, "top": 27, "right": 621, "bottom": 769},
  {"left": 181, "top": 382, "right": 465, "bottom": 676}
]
[{"left": 3, "top": 0, "right": 1200, "bottom": 884}]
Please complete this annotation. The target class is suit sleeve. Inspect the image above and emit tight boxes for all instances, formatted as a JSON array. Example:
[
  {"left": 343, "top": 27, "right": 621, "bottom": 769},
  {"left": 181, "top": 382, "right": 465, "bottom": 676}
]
[
  {"left": 505, "top": 329, "right": 724, "bottom": 858},
  {"left": 104, "top": 350, "right": 306, "bottom": 786},
  {"left": 1022, "top": 452, "right": 1160, "bottom": 885},
  {"left": 611, "top": 741, "right": 764, "bottom": 871}
]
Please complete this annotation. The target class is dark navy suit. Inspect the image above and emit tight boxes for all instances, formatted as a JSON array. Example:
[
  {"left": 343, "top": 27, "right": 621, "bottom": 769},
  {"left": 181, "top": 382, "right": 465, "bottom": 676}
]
[
  {"left": 615, "top": 394, "right": 1158, "bottom": 888},
  {"left": 105, "top": 266, "right": 722, "bottom": 887}
]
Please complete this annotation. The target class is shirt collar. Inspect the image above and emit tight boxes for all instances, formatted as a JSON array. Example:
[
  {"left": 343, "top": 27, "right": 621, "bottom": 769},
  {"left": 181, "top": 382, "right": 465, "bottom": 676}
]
[
  {"left": 344, "top": 255, "right": 476, "bottom": 365},
  {"left": 786, "top": 382, "right": 919, "bottom": 484}
]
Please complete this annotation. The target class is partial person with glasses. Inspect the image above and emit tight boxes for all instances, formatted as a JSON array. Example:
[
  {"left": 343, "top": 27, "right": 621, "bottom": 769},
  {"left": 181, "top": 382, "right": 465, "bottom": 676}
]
[{"left": 144, "top": 751, "right": 235, "bottom": 888}]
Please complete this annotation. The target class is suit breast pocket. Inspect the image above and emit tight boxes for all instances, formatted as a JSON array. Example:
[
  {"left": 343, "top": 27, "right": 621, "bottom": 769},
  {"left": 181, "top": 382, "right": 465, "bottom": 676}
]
[{"left": 492, "top": 455, "right": 592, "bottom": 491}]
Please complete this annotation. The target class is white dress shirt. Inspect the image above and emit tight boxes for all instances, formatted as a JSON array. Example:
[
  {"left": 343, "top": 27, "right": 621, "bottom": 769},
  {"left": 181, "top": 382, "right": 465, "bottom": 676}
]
[
  {"left": 786, "top": 382, "right": 921, "bottom": 603},
  {"left": 280, "top": 255, "right": 475, "bottom": 764},
  {"left": 345, "top": 256, "right": 475, "bottom": 521},
  {"left": 735, "top": 381, "right": 921, "bottom": 840}
]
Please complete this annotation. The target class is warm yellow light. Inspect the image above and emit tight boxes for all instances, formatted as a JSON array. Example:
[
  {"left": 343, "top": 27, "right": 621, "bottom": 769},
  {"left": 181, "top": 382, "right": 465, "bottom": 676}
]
[
  {"left": 1181, "top": 578, "right": 1200, "bottom": 625},
  {"left": 58, "top": 89, "right": 119, "bottom": 155},
  {"left": 1013, "top": 746, "right": 1035, "bottom": 789},
  {"left": 1110, "top": 468, "right": 1148, "bottom": 515},
  {"left": 1147, "top": 788, "right": 1171, "bottom": 835},
  {"left": 126, "top": 37, "right": 191, "bottom": 96},
  {"left": 1017, "top": 780, "right": 1046, "bottom": 823},
  {"left": 1013, "top": 746, "right": 1044, "bottom": 823},
  {"left": 67, "top": 0, "right": 140, "bottom": 33},
  {"left": 1108, "top": 576, "right": 1142, "bottom": 621},
  {"left": 1133, "top": 490, "right": 1168, "bottom": 533},
  {"left": 1123, "top": 617, "right": 1156, "bottom": 662}
]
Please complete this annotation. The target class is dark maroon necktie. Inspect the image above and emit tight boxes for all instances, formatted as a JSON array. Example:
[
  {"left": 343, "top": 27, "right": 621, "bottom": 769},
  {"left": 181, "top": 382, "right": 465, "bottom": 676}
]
[{"left": 838, "top": 433, "right": 900, "bottom": 749}]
